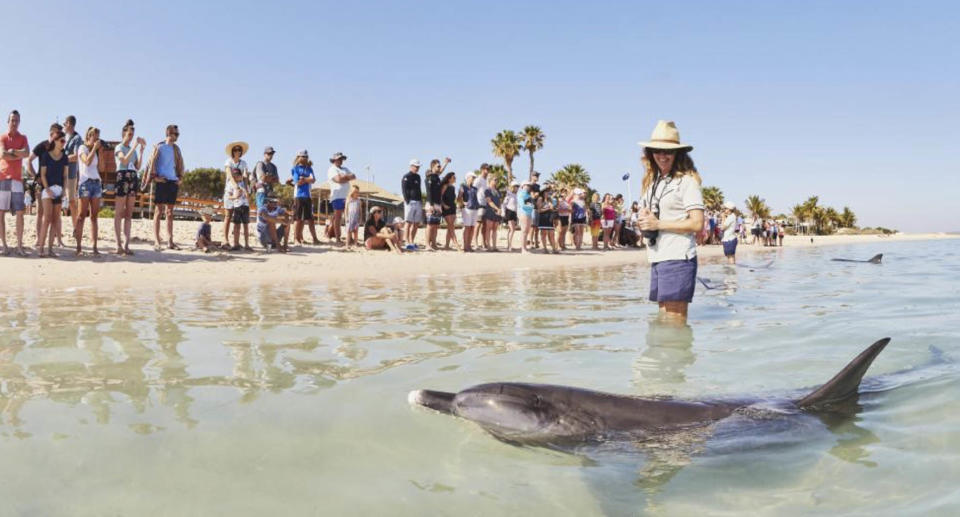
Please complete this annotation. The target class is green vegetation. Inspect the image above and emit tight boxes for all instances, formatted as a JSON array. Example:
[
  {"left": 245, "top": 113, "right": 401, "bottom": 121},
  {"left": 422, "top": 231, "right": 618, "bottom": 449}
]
[
  {"left": 491, "top": 130, "right": 523, "bottom": 185},
  {"left": 701, "top": 186, "right": 724, "bottom": 212},
  {"left": 521, "top": 126, "right": 545, "bottom": 181},
  {"left": 549, "top": 164, "right": 591, "bottom": 191},
  {"left": 180, "top": 167, "right": 225, "bottom": 200},
  {"left": 745, "top": 195, "right": 771, "bottom": 220},
  {"left": 97, "top": 207, "right": 114, "bottom": 218}
]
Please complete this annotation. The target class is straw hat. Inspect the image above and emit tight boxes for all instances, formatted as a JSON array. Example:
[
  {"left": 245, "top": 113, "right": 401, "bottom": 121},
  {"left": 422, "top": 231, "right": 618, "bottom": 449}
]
[
  {"left": 638, "top": 120, "right": 693, "bottom": 151},
  {"left": 225, "top": 141, "right": 249, "bottom": 157}
]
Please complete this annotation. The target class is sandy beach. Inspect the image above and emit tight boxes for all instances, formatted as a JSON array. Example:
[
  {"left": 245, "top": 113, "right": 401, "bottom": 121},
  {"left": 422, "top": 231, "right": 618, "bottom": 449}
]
[{"left": 1, "top": 214, "right": 955, "bottom": 289}]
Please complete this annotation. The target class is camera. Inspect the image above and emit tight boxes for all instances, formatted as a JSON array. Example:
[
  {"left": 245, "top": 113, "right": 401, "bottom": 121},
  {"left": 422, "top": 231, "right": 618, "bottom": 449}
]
[{"left": 642, "top": 209, "right": 660, "bottom": 246}]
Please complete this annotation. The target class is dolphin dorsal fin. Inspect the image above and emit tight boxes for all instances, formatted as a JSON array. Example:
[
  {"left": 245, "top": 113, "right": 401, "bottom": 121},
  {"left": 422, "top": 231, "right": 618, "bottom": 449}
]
[
  {"left": 868, "top": 254, "right": 883, "bottom": 264},
  {"left": 796, "top": 338, "right": 891, "bottom": 410}
]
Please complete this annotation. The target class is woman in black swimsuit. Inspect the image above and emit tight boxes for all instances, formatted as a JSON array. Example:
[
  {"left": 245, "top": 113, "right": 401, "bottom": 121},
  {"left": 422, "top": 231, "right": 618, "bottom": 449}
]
[{"left": 439, "top": 172, "right": 460, "bottom": 251}]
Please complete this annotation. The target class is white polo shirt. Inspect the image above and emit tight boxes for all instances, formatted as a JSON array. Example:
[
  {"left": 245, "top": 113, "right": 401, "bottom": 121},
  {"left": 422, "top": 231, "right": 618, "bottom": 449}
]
[{"left": 642, "top": 174, "right": 704, "bottom": 263}]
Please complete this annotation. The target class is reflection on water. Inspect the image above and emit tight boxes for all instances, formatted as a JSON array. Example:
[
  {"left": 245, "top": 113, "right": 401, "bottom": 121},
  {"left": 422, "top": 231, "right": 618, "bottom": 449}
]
[{"left": 1, "top": 239, "right": 959, "bottom": 516}]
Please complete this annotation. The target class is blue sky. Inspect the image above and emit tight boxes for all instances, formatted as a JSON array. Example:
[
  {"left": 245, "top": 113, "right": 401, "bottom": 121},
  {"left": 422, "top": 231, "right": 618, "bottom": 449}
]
[{"left": 4, "top": 0, "right": 957, "bottom": 231}]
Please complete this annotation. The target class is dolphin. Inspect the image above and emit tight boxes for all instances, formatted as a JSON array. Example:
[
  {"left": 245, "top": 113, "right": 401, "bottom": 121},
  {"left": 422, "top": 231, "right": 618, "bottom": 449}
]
[
  {"left": 735, "top": 260, "right": 774, "bottom": 270},
  {"left": 409, "top": 338, "right": 891, "bottom": 450},
  {"left": 831, "top": 253, "right": 883, "bottom": 264}
]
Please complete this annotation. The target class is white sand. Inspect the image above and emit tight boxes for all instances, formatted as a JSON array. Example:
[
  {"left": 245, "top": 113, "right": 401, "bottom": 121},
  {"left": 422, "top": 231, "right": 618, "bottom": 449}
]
[{"left": 1, "top": 213, "right": 955, "bottom": 289}]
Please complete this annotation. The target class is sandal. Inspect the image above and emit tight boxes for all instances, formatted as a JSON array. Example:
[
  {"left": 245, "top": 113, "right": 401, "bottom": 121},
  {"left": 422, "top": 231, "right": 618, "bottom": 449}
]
[
  {"left": 125, "top": 248, "right": 134, "bottom": 256},
  {"left": 243, "top": 246, "right": 254, "bottom": 252},
  {"left": 167, "top": 243, "right": 181, "bottom": 251}
]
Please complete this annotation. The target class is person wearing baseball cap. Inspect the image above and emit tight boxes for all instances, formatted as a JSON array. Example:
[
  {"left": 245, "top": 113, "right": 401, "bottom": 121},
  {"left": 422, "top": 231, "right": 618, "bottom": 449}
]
[
  {"left": 458, "top": 172, "right": 480, "bottom": 252},
  {"left": 291, "top": 149, "right": 321, "bottom": 246},
  {"left": 401, "top": 159, "right": 423, "bottom": 250},
  {"left": 636, "top": 120, "right": 704, "bottom": 324},
  {"left": 253, "top": 146, "right": 279, "bottom": 209},
  {"left": 257, "top": 194, "right": 291, "bottom": 252},
  {"left": 720, "top": 201, "right": 738, "bottom": 264}
]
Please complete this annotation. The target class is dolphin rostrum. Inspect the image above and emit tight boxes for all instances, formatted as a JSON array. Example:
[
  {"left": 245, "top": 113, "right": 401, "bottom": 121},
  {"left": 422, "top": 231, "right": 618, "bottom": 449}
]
[
  {"left": 831, "top": 253, "right": 883, "bottom": 264},
  {"left": 409, "top": 338, "right": 891, "bottom": 449}
]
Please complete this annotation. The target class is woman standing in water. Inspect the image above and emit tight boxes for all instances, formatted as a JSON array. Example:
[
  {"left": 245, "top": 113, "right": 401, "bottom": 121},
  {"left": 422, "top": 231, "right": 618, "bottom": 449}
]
[
  {"left": 636, "top": 120, "right": 704, "bottom": 324},
  {"left": 113, "top": 120, "right": 145, "bottom": 255}
]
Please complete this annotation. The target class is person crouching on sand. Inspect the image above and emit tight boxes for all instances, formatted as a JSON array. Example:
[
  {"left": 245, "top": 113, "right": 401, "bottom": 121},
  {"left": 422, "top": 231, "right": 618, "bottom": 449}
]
[
  {"left": 637, "top": 120, "right": 704, "bottom": 324},
  {"left": 364, "top": 206, "right": 401, "bottom": 254},
  {"left": 196, "top": 209, "right": 214, "bottom": 252}
]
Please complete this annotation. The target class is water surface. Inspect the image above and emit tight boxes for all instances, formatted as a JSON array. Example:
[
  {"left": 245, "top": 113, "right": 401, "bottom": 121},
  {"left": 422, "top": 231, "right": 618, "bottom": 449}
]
[{"left": 1, "top": 239, "right": 958, "bottom": 516}]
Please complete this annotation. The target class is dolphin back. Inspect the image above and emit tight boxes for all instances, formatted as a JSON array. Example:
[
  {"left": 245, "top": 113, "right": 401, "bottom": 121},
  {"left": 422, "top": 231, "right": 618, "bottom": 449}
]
[
  {"left": 796, "top": 338, "right": 891, "bottom": 410},
  {"left": 868, "top": 253, "right": 883, "bottom": 264}
]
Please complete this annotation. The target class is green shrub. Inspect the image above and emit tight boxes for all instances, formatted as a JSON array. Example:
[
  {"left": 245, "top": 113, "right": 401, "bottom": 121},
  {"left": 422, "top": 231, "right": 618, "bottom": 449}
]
[
  {"left": 180, "top": 167, "right": 225, "bottom": 200},
  {"left": 98, "top": 207, "right": 115, "bottom": 218}
]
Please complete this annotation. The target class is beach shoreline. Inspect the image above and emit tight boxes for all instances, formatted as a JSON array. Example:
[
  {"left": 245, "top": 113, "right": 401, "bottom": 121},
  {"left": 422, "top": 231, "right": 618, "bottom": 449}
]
[{"left": 2, "top": 214, "right": 956, "bottom": 290}]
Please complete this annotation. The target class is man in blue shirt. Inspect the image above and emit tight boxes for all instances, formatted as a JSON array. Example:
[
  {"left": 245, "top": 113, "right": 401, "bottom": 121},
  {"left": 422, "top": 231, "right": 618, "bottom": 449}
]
[{"left": 148, "top": 124, "right": 184, "bottom": 250}]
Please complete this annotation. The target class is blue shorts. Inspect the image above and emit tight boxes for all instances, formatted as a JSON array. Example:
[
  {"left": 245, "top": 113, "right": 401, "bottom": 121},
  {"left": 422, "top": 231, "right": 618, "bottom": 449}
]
[
  {"left": 723, "top": 239, "right": 738, "bottom": 256},
  {"left": 256, "top": 191, "right": 267, "bottom": 208},
  {"left": 649, "top": 257, "right": 698, "bottom": 303},
  {"left": 78, "top": 179, "right": 103, "bottom": 199},
  {"left": 331, "top": 198, "right": 346, "bottom": 211}
]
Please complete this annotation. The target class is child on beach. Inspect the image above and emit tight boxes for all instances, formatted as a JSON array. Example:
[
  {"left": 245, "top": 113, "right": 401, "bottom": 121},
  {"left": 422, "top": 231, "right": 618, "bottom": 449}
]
[
  {"left": 346, "top": 185, "right": 361, "bottom": 247},
  {"left": 196, "top": 210, "right": 214, "bottom": 252},
  {"left": 226, "top": 169, "right": 252, "bottom": 251},
  {"left": 601, "top": 194, "right": 616, "bottom": 250}
]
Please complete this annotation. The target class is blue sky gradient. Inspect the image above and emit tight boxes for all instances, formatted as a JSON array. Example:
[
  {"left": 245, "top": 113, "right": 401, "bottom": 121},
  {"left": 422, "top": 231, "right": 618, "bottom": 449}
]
[{"left": 3, "top": 0, "right": 957, "bottom": 231}]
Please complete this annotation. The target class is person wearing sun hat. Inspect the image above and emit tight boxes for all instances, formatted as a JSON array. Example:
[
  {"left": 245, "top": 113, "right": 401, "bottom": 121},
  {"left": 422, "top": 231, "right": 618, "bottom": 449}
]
[
  {"left": 326, "top": 151, "right": 355, "bottom": 245},
  {"left": 636, "top": 120, "right": 704, "bottom": 324},
  {"left": 222, "top": 140, "right": 250, "bottom": 246},
  {"left": 720, "top": 201, "right": 738, "bottom": 264}
]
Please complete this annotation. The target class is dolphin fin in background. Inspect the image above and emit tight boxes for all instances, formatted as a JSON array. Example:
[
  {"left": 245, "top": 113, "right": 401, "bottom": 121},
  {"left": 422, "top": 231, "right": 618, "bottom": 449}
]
[
  {"left": 867, "top": 254, "right": 883, "bottom": 264},
  {"left": 409, "top": 389, "right": 456, "bottom": 414},
  {"left": 796, "top": 338, "right": 891, "bottom": 410}
]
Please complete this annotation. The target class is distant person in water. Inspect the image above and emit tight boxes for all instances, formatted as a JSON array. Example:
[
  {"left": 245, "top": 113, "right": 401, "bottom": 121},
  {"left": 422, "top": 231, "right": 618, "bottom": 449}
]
[
  {"left": 637, "top": 120, "right": 704, "bottom": 324},
  {"left": 720, "top": 202, "right": 738, "bottom": 264}
]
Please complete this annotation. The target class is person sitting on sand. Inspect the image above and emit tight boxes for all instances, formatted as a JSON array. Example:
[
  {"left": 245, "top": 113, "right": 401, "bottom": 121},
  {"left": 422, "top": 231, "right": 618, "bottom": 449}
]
[
  {"left": 196, "top": 210, "right": 214, "bottom": 252},
  {"left": 364, "top": 206, "right": 401, "bottom": 254},
  {"left": 258, "top": 195, "right": 290, "bottom": 252}
]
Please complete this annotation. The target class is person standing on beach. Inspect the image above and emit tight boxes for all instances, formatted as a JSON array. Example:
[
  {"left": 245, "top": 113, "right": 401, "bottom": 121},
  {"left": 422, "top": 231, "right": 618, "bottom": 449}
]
[
  {"left": 424, "top": 157, "right": 451, "bottom": 251},
  {"left": 529, "top": 171, "right": 542, "bottom": 249},
  {"left": 401, "top": 159, "right": 423, "bottom": 250},
  {"left": 589, "top": 192, "right": 601, "bottom": 250},
  {"left": 439, "top": 172, "right": 460, "bottom": 251},
  {"left": 147, "top": 124, "right": 185, "bottom": 251},
  {"left": 556, "top": 188, "right": 571, "bottom": 251},
  {"left": 291, "top": 149, "right": 320, "bottom": 246},
  {"left": 482, "top": 176, "right": 502, "bottom": 252},
  {"left": 326, "top": 152, "right": 354, "bottom": 245},
  {"left": 345, "top": 185, "right": 361, "bottom": 248},
  {"left": 63, "top": 115, "right": 82, "bottom": 234},
  {"left": 37, "top": 130, "right": 67, "bottom": 257},
  {"left": 720, "top": 202, "right": 738, "bottom": 264},
  {"left": 222, "top": 142, "right": 249, "bottom": 246},
  {"left": 517, "top": 181, "right": 534, "bottom": 254},
  {"left": 253, "top": 146, "right": 278, "bottom": 210},
  {"left": 114, "top": 120, "right": 146, "bottom": 255},
  {"left": 637, "top": 120, "right": 704, "bottom": 324},
  {"left": 0, "top": 111, "right": 30, "bottom": 256},
  {"left": 536, "top": 185, "right": 559, "bottom": 253},
  {"left": 26, "top": 122, "right": 62, "bottom": 250},
  {"left": 570, "top": 188, "right": 587, "bottom": 251},
  {"left": 503, "top": 180, "right": 519, "bottom": 252},
  {"left": 459, "top": 172, "right": 479, "bottom": 252},
  {"left": 75, "top": 126, "right": 104, "bottom": 256},
  {"left": 474, "top": 163, "right": 490, "bottom": 250}
]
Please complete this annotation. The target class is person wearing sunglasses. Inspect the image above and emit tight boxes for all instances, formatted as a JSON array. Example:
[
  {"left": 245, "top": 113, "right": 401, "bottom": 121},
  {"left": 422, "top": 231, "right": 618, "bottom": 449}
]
[
  {"left": 37, "top": 130, "right": 68, "bottom": 257},
  {"left": 148, "top": 124, "right": 185, "bottom": 251},
  {"left": 637, "top": 120, "right": 704, "bottom": 324}
]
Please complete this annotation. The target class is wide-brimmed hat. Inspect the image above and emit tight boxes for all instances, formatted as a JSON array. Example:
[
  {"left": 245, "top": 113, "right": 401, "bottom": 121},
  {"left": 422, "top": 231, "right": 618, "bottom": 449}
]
[
  {"left": 330, "top": 152, "right": 347, "bottom": 163},
  {"left": 723, "top": 201, "right": 736, "bottom": 210},
  {"left": 369, "top": 206, "right": 382, "bottom": 214},
  {"left": 225, "top": 141, "right": 249, "bottom": 157},
  {"left": 638, "top": 120, "right": 693, "bottom": 151}
]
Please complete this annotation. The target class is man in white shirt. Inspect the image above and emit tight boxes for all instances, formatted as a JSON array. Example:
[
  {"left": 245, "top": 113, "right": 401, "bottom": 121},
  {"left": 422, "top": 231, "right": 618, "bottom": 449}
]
[
  {"left": 326, "top": 152, "right": 355, "bottom": 245},
  {"left": 720, "top": 202, "right": 738, "bottom": 264},
  {"left": 474, "top": 163, "right": 490, "bottom": 249}
]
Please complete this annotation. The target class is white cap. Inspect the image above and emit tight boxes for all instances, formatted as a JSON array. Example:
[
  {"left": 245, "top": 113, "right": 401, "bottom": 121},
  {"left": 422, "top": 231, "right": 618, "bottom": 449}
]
[
  {"left": 409, "top": 159, "right": 421, "bottom": 167},
  {"left": 392, "top": 216, "right": 403, "bottom": 224},
  {"left": 510, "top": 180, "right": 520, "bottom": 187},
  {"left": 296, "top": 149, "right": 309, "bottom": 158},
  {"left": 466, "top": 171, "right": 476, "bottom": 180},
  {"left": 723, "top": 202, "right": 736, "bottom": 210},
  {"left": 573, "top": 188, "right": 585, "bottom": 195}
]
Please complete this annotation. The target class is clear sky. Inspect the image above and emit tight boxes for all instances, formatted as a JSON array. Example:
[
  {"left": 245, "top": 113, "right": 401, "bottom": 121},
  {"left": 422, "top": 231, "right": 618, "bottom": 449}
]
[{"left": 3, "top": 0, "right": 957, "bottom": 232}]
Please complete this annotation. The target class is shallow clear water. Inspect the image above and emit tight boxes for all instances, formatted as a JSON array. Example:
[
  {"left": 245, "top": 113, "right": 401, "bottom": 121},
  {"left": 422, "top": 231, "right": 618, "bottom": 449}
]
[{"left": 1, "top": 239, "right": 959, "bottom": 516}]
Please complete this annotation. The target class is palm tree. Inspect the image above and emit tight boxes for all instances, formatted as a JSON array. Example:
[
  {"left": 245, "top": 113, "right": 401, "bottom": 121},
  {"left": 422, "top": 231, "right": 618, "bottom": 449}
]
[
  {"left": 812, "top": 206, "right": 832, "bottom": 235},
  {"left": 487, "top": 164, "right": 509, "bottom": 192},
  {"left": 549, "top": 163, "right": 591, "bottom": 191},
  {"left": 825, "top": 207, "right": 841, "bottom": 230},
  {"left": 701, "top": 186, "right": 725, "bottom": 212},
  {"left": 745, "top": 195, "right": 770, "bottom": 220},
  {"left": 492, "top": 130, "right": 523, "bottom": 185},
  {"left": 840, "top": 206, "right": 857, "bottom": 228},
  {"left": 791, "top": 204, "right": 807, "bottom": 233},
  {"left": 521, "top": 126, "right": 545, "bottom": 181}
]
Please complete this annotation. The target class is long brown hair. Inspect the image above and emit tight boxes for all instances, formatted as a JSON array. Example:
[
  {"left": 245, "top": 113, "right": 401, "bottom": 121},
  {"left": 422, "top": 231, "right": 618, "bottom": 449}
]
[{"left": 640, "top": 148, "right": 701, "bottom": 193}]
